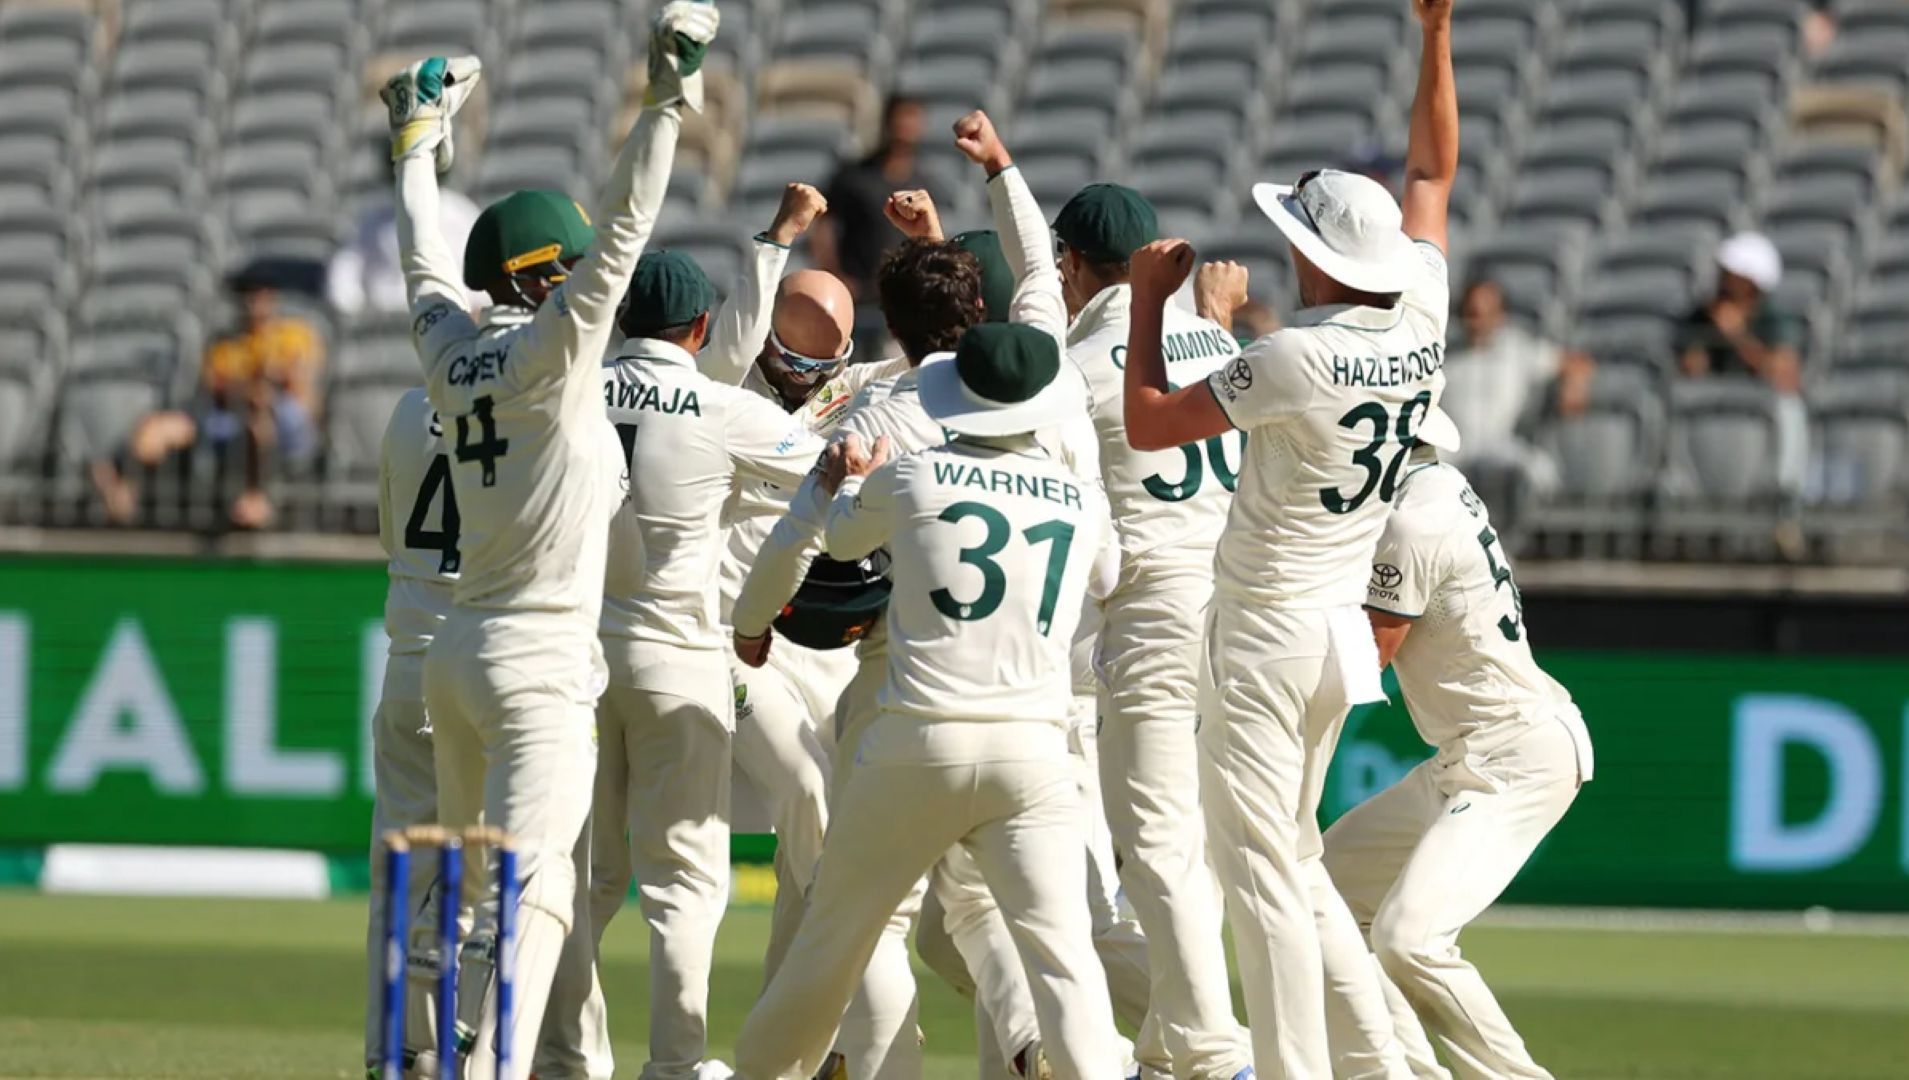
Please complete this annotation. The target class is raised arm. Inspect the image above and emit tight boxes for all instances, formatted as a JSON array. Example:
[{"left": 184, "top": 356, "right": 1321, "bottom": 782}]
[
  {"left": 700, "top": 183, "right": 827, "bottom": 385},
  {"left": 1124, "top": 240, "right": 1232, "bottom": 451},
  {"left": 954, "top": 111, "right": 1069, "bottom": 344},
  {"left": 1401, "top": 0, "right": 1458, "bottom": 252},
  {"left": 517, "top": 3, "right": 719, "bottom": 377},
  {"left": 823, "top": 453, "right": 899, "bottom": 562},
  {"left": 730, "top": 470, "right": 830, "bottom": 667},
  {"left": 385, "top": 57, "right": 486, "bottom": 379}
]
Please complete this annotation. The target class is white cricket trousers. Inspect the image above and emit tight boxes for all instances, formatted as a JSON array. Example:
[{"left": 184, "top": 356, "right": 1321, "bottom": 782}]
[
  {"left": 422, "top": 612, "right": 600, "bottom": 1080},
  {"left": 1100, "top": 571, "right": 1253, "bottom": 1078},
  {"left": 364, "top": 692, "right": 454, "bottom": 1070},
  {"left": 916, "top": 698, "right": 1151, "bottom": 1074},
  {"left": 1198, "top": 604, "right": 1407, "bottom": 1080},
  {"left": 731, "top": 648, "right": 840, "bottom": 982},
  {"left": 1323, "top": 715, "right": 1586, "bottom": 1080},
  {"left": 734, "top": 716, "right": 1121, "bottom": 1080},
  {"left": 592, "top": 671, "right": 733, "bottom": 1080}
]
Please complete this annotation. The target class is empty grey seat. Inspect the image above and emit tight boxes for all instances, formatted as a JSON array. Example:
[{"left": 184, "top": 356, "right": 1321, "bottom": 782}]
[
  {"left": 1663, "top": 379, "right": 1784, "bottom": 505},
  {"left": 337, "top": 330, "right": 422, "bottom": 379},
  {"left": 1566, "top": 0, "right": 1684, "bottom": 49},
  {"left": 519, "top": 1, "right": 624, "bottom": 54},
  {"left": 1813, "top": 31, "right": 1909, "bottom": 92},
  {"left": 1282, "top": 66, "right": 1387, "bottom": 128},
  {"left": 1578, "top": 268, "right": 1694, "bottom": 325},
  {"left": 1460, "top": 230, "right": 1583, "bottom": 328},
  {"left": 1590, "top": 226, "right": 1717, "bottom": 298},
  {"left": 1541, "top": 365, "right": 1665, "bottom": 503},
  {"left": 326, "top": 374, "right": 415, "bottom": 481},
  {"left": 1687, "top": 25, "right": 1796, "bottom": 84},
  {"left": 1019, "top": 154, "right": 1097, "bottom": 209},
  {"left": 1298, "top": 15, "right": 1404, "bottom": 69},
  {"left": 1502, "top": 172, "right": 1610, "bottom": 232},
  {"left": 1649, "top": 124, "right": 1759, "bottom": 182},
  {"left": 0, "top": 42, "right": 90, "bottom": 96},
  {"left": 1774, "top": 139, "right": 1880, "bottom": 191},
  {"left": 777, "top": 6, "right": 885, "bottom": 66},
  {"left": 255, "top": 0, "right": 362, "bottom": 50},
  {"left": 1632, "top": 173, "right": 1746, "bottom": 232},
  {"left": 383, "top": 0, "right": 490, "bottom": 55},
  {"left": 122, "top": 0, "right": 225, "bottom": 43},
  {"left": 0, "top": 5, "right": 93, "bottom": 50},
  {"left": 1170, "top": 13, "right": 1276, "bottom": 70},
  {"left": 97, "top": 91, "right": 209, "bottom": 147},
  {"left": 1665, "top": 75, "right": 1777, "bottom": 138},
  {"left": 1810, "top": 372, "right": 1908, "bottom": 509},
  {"left": 242, "top": 44, "right": 351, "bottom": 98},
  {"left": 1554, "top": 22, "right": 1662, "bottom": 80},
  {"left": 1259, "top": 116, "right": 1375, "bottom": 176},
  {"left": 56, "top": 369, "right": 168, "bottom": 467},
  {"left": 1761, "top": 176, "right": 1870, "bottom": 234},
  {"left": 1538, "top": 72, "right": 1650, "bottom": 129},
  {"left": 1154, "top": 65, "right": 1257, "bottom": 122},
  {"left": 0, "top": 363, "right": 47, "bottom": 470},
  {"left": 1129, "top": 116, "right": 1238, "bottom": 176}
]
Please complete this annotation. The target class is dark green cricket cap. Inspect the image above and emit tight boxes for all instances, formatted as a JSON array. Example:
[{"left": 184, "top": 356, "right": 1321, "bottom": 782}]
[
  {"left": 951, "top": 229, "right": 1013, "bottom": 323},
  {"left": 463, "top": 190, "right": 596, "bottom": 289},
  {"left": 623, "top": 250, "right": 717, "bottom": 336},
  {"left": 955, "top": 322, "right": 1060, "bottom": 404},
  {"left": 1053, "top": 183, "right": 1158, "bottom": 264}
]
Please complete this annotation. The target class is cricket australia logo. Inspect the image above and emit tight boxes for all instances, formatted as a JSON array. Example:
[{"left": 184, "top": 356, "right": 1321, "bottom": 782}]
[{"left": 1372, "top": 563, "right": 1403, "bottom": 590}]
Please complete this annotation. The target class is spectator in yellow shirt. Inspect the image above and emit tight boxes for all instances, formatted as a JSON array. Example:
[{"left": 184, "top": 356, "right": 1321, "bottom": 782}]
[{"left": 93, "top": 266, "right": 326, "bottom": 528}]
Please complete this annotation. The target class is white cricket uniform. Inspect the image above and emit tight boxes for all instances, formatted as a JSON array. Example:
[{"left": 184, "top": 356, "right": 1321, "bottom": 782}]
[
  {"left": 713, "top": 354, "right": 908, "bottom": 982},
  {"left": 537, "top": 234, "right": 797, "bottom": 1075},
  {"left": 397, "top": 102, "right": 685, "bottom": 1080},
  {"left": 364, "top": 388, "right": 461, "bottom": 1071},
  {"left": 1198, "top": 240, "right": 1452, "bottom": 1079},
  {"left": 730, "top": 166, "right": 1110, "bottom": 1080},
  {"left": 592, "top": 337, "right": 824, "bottom": 1080},
  {"left": 1322, "top": 463, "right": 1593, "bottom": 1080},
  {"left": 1070, "top": 281, "right": 1254, "bottom": 1077},
  {"left": 735, "top": 441, "right": 1122, "bottom": 1080}
]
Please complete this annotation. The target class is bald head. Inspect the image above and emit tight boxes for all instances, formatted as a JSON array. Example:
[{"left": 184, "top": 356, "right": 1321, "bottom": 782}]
[{"left": 773, "top": 270, "right": 854, "bottom": 359}]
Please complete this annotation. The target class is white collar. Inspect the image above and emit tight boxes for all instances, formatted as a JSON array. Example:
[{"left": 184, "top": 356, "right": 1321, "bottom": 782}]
[
  {"left": 1068, "top": 283, "right": 1131, "bottom": 345},
  {"left": 609, "top": 337, "right": 697, "bottom": 368}
]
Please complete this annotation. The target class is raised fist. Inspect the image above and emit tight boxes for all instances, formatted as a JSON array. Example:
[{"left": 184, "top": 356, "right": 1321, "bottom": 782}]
[
  {"left": 883, "top": 190, "right": 944, "bottom": 241},
  {"left": 1131, "top": 239, "right": 1198, "bottom": 304},
  {"left": 768, "top": 183, "right": 829, "bottom": 245},
  {"left": 952, "top": 111, "right": 1012, "bottom": 174}
]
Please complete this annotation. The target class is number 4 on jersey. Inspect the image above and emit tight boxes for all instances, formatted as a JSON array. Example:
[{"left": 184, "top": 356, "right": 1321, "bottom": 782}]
[
  {"left": 455, "top": 395, "right": 509, "bottom": 487},
  {"left": 404, "top": 454, "right": 461, "bottom": 574}
]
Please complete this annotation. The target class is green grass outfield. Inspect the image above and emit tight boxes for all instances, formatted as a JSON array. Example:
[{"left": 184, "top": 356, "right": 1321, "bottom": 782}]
[{"left": 0, "top": 894, "right": 1905, "bottom": 1079}]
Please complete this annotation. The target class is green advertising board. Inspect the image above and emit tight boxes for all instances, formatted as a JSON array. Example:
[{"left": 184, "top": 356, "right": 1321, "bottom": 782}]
[{"left": 0, "top": 556, "right": 1904, "bottom": 910}]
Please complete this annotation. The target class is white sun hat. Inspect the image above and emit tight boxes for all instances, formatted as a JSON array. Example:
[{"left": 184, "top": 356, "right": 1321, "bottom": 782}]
[
  {"left": 1716, "top": 231, "right": 1783, "bottom": 292},
  {"left": 1252, "top": 169, "right": 1426, "bottom": 295},
  {"left": 919, "top": 323, "right": 1088, "bottom": 438}
]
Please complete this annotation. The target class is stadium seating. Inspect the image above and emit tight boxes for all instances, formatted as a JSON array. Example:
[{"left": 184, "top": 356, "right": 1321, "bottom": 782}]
[{"left": 0, "top": 0, "right": 1901, "bottom": 562}]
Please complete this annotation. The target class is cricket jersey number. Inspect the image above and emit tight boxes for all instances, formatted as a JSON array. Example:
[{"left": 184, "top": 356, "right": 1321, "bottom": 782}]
[
  {"left": 1142, "top": 432, "right": 1244, "bottom": 502},
  {"left": 403, "top": 454, "right": 461, "bottom": 573},
  {"left": 1477, "top": 525, "right": 1525, "bottom": 641},
  {"left": 454, "top": 395, "right": 510, "bottom": 488},
  {"left": 615, "top": 422, "right": 639, "bottom": 473},
  {"left": 931, "top": 501, "right": 1078, "bottom": 636},
  {"left": 1321, "top": 391, "right": 1434, "bottom": 515}
]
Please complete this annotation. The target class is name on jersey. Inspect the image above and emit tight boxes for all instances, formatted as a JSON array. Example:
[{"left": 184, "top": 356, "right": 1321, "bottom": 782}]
[
  {"left": 1111, "top": 329, "right": 1237, "bottom": 370},
  {"left": 931, "top": 461, "right": 1083, "bottom": 510},
  {"left": 447, "top": 348, "right": 510, "bottom": 387},
  {"left": 603, "top": 380, "right": 703, "bottom": 416},
  {"left": 1331, "top": 343, "right": 1444, "bottom": 389}
]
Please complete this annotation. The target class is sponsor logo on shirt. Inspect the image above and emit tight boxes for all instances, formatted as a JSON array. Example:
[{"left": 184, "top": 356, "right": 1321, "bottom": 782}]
[
  {"left": 415, "top": 303, "right": 453, "bottom": 337},
  {"left": 1373, "top": 563, "right": 1403, "bottom": 589}
]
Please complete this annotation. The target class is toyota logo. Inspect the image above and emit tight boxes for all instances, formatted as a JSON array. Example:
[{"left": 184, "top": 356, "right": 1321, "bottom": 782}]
[{"left": 1372, "top": 564, "right": 1403, "bottom": 589}]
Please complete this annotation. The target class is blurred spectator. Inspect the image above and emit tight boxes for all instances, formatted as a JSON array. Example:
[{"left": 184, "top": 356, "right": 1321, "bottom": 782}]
[
  {"left": 1678, "top": 232, "right": 1809, "bottom": 552},
  {"left": 813, "top": 97, "right": 940, "bottom": 322},
  {"left": 1678, "top": 232, "right": 1807, "bottom": 469},
  {"left": 1803, "top": 0, "right": 1837, "bottom": 59},
  {"left": 1442, "top": 278, "right": 1594, "bottom": 526},
  {"left": 329, "top": 154, "right": 482, "bottom": 315},
  {"left": 93, "top": 265, "right": 327, "bottom": 529}
]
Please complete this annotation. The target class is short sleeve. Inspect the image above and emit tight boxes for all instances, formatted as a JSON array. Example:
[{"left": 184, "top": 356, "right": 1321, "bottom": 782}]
[
  {"left": 1759, "top": 305, "right": 1805, "bottom": 351},
  {"left": 1207, "top": 330, "right": 1316, "bottom": 431},
  {"left": 1366, "top": 509, "right": 1450, "bottom": 620}
]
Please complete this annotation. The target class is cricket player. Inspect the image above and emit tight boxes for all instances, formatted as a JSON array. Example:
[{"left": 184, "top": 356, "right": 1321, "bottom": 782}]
[
  {"left": 703, "top": 265, "right": 908, "bottom": 981},
  {"left": 1039, "top": 168, "right": 1253, "bottom": 1079},
  {"left": 733, "top": 321, "right": 1122, "bottom": 1080},
  {"left": 1121, "top": 1, "right": 1461, "bottom": 1073},
  {"left": 365, "top": 388, "right": 460, "bottom": 1077},
  {"left": 382, "top": 7, "right": 718, "bottom": 1077},
  {"left": 1324, "top": 441, "right": 1594, "bottom": 1080},
  {"left": 594, "top": 250, "right": 828, "bottom": 1080}
]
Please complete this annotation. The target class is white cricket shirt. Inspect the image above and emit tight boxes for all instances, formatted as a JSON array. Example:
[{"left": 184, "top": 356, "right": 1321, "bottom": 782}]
[
  {"left": 1207, "top": 241, "right": 1451, "bottom": 609},
  {"left": 826, "top": 441, "right": 1110, "bottom": 727},
  {"left": 1071, "top": 284, "right": 1242, "bottom": 573},
  {"left": 601, "top": 338, "right": 824, "bottom": 691},
  {"left": 376, "top": 387, "right": 458, "bottom": 699},
  {"left": 1368, "top": 462, "right": 1593, "bottom": 774},
  {"left": 397, "top": 108, "right": 685, "bottom": 627}
]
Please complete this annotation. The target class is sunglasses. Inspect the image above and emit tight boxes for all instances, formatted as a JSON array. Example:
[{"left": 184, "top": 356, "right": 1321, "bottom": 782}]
[{"left": 769, "top": 330, "right": 853, "bottom": 374}]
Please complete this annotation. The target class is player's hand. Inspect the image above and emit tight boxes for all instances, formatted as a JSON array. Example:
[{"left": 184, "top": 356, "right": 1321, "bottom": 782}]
[
  {"left": 1412, "top": 0, "right": 1454, "bottom": 28},
  {"left": 953, "top": 111, "right": 1012, "bottom": 174},
  {"left": 821, "top": 433, "right": 892, "bottom": 493},
  {"left": 883, "top": 190, "right": 944, "bottom": 241},
  {"left": 1131, "top": 240, "right": 1197, "bottom": 305},
  {"left": 381, "top": 56, "right": 483, "bottom": 171},
  {"left": 1195, "top": 261, "right": 1251, "bottom": 329},
  {"left": 734, "top": 628, "right": 772, "bottom": 668},
  {"left": 645, "top": 0, "right": 721, "bottom": 112},
  {"left": 767, "top": 183, "right": 828, "bottom": 246}
]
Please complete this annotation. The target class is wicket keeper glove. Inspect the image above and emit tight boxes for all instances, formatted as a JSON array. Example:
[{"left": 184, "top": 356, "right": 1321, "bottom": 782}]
[
  {"left": 380, "top": 55, "right": 483, "bottom": 172},
  {"left": 644, "top": 1, "right": 720, "bottom": 113}
]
